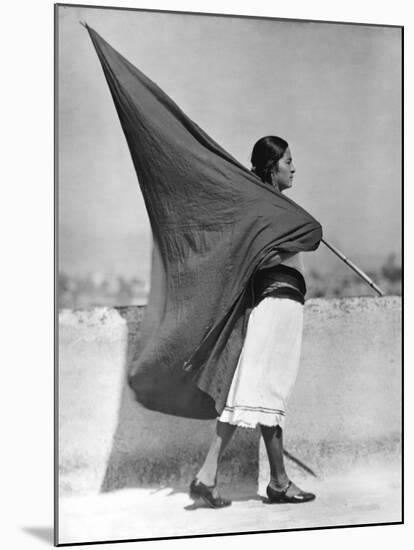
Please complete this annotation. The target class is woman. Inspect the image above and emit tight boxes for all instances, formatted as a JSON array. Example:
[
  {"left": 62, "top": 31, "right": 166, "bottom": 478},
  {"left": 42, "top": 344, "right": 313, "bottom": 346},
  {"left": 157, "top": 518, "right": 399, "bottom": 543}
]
[
  {"left": 189, "top": 136, "right": 316, "bottom": 508},
  {"left": 85, "top": 26, "right": 322, "bottom": 508}
]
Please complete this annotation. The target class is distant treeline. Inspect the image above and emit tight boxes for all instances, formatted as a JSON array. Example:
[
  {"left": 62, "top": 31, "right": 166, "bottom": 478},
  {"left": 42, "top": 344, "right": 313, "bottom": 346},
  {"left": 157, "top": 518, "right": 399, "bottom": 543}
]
[
  {"left": 58, "top": 253, "right": 401, "bottom": 309},
  {"left": 307, "top": 252, "right": 401, "bottom": 298}
]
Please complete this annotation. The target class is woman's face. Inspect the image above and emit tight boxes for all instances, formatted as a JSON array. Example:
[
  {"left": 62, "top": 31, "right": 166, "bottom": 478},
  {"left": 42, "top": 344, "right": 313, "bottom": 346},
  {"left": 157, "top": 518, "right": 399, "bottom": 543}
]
[{"left": 270, "top": 147, "right": 296, "bottom": 192}]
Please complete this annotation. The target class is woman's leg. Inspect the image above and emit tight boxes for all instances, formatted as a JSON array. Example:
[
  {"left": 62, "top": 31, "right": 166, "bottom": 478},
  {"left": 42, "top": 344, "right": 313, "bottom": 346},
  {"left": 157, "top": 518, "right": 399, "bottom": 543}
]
[
  {"left": 260, "top": 424, "right": 289, "bottom": 489},
  {"left": 196, "top": 420, "right": 237, "bottom": 487},
  {"left": 260, "top": 424, "right": 316, "bottom": 502}
]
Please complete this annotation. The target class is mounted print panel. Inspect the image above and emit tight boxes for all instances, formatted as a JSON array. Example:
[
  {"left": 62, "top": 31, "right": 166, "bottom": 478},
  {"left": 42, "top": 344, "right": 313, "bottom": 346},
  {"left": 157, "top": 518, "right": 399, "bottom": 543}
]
[{"left": 55, "top": 3, "right": 402, "bottom": 546}]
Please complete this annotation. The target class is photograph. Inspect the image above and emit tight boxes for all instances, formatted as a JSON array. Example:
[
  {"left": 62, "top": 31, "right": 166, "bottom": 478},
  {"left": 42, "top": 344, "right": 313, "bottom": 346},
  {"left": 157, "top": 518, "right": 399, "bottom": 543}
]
[{"left": 55, "top": 3, "right": 402, "bottom": 545}]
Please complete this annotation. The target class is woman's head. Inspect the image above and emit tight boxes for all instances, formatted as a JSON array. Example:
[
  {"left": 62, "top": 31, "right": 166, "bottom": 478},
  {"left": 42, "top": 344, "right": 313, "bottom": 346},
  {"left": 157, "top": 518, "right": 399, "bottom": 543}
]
[{"left": 251, "top": 136, "right": 295, "bottom": 192}]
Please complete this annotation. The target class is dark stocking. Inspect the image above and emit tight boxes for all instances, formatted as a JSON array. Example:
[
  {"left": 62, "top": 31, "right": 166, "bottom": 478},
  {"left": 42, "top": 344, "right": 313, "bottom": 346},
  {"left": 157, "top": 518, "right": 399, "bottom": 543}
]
[
  {"left": 260, "top": 424, "right": 290, "bottom": 490},
  {"left": 196, "top": 420, "right": 237, "bottom": 489}
]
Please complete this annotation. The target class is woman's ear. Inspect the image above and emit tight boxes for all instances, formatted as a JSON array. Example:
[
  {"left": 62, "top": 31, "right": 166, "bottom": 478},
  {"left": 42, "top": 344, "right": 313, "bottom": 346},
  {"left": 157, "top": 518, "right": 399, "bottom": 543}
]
[{"left": 269, "top": 167, "right": 279, "bottom": 189}]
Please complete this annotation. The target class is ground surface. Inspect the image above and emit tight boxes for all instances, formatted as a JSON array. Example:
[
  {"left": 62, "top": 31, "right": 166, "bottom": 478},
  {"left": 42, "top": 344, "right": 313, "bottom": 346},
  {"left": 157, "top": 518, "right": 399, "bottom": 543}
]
[{"left": 58, "top": 465, "right": 401, "bottom": 545}]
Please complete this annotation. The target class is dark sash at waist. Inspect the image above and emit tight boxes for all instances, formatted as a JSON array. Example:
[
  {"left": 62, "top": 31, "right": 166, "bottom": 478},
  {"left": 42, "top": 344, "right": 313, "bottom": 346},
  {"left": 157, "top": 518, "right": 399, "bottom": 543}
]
[{"left": 253, "top": 264, "right": 307, "bottom": 306}]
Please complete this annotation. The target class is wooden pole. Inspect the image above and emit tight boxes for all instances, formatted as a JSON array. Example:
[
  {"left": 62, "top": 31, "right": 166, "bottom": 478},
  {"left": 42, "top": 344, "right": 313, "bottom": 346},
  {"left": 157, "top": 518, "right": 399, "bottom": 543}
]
[{"left": 321, "top": 238, "right": 384, "bottom": 297}]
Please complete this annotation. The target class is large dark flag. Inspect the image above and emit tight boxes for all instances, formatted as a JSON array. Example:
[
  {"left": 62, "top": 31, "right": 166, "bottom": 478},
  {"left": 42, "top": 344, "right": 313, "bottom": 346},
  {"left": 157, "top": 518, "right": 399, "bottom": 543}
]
[{"left": 84, "top": 24, "right": 322, "bottom": 419}]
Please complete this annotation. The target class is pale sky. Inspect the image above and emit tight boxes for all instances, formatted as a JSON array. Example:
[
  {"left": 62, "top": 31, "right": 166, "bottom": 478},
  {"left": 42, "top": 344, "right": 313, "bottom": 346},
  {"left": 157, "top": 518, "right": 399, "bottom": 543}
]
[{"left": 57, "top": 5, "right": 402, "bottom": 281}]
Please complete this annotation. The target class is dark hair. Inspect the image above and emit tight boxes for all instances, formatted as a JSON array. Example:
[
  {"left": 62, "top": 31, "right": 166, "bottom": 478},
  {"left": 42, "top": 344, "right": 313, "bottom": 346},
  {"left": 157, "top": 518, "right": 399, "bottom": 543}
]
[{"left": 251, "top": 136, "right": 289, "bottom": 185}]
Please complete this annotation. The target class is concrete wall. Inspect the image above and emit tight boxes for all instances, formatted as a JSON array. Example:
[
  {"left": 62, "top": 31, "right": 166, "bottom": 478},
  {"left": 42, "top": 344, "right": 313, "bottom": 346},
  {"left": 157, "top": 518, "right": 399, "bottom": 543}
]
[{"left": 58, "top": 297, "right": 401, "bottom": 497}]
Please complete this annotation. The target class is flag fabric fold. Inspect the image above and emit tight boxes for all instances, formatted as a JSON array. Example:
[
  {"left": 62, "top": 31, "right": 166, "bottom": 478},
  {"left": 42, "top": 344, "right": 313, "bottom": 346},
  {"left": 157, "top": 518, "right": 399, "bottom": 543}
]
[{"left": 85, "top": 25, "right": 322, "bottom": 419}]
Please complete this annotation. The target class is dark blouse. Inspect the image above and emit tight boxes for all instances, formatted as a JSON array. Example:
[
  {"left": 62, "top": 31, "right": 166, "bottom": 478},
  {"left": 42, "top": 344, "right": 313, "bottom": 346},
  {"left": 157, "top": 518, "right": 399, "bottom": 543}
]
[{"left": 253, "top": 264, "right": 307, "bottom": 306}]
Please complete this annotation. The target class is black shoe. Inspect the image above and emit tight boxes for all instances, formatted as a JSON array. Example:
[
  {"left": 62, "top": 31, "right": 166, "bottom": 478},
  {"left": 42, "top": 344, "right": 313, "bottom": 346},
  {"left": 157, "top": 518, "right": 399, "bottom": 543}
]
[
  {"left": 266, "top": 480, "right": 316, "bottom": 504},
  {"left": 189, "top": 479, "right": 232, "bottom": 508}
]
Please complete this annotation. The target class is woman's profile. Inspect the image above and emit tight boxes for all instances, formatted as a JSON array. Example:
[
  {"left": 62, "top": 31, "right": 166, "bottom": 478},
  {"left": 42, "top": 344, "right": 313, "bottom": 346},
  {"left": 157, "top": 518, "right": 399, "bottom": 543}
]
[{"left": 190, "top": 136, "right": 316, "bottom": 507}]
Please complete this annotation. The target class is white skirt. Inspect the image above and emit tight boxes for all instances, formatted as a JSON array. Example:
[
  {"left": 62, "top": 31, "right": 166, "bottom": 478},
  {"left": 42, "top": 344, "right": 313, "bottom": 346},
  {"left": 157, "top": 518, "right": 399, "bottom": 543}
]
[{"left": 218, "top": 297, "right": 304, "bottom": 429}]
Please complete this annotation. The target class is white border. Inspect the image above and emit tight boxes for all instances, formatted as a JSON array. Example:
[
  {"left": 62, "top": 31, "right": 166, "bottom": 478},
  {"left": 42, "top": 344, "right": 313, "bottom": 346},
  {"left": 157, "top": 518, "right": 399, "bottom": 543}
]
[{"left": 1, "top": 1, "right": 409, "bottom": 549}]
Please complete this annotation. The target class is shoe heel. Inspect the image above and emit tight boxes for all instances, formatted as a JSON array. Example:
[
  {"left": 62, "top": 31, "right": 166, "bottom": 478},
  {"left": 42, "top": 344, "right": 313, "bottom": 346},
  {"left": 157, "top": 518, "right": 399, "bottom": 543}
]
[{"left": 189, "top": 490, "right": 201, "bottom": 502}]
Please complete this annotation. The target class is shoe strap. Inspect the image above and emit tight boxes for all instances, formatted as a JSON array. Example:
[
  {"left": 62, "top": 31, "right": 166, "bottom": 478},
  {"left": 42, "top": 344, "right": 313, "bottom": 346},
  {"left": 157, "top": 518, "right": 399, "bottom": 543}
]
[
  {"left": 269, "top": 480, "right": 291, "bottom": 494},
  {"left": 195, "top": 478, "right": 216, "bottom": 490}
]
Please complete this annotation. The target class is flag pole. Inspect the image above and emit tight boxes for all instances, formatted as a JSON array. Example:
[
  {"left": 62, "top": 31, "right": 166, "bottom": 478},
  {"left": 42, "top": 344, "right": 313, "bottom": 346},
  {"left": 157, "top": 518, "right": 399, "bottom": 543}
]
[{"left": 321, "top": 238, "right": 385, "bottom": 297}]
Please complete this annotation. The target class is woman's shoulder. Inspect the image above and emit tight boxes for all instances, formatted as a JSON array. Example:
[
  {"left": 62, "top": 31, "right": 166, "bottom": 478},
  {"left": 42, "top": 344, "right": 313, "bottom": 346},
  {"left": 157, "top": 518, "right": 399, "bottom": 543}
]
[
  {"left": 259, "top": 249, "right": 306, "bottom": 274},
  {"left": 279, "top": 252, "right": 305, "bottom": 275}
]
